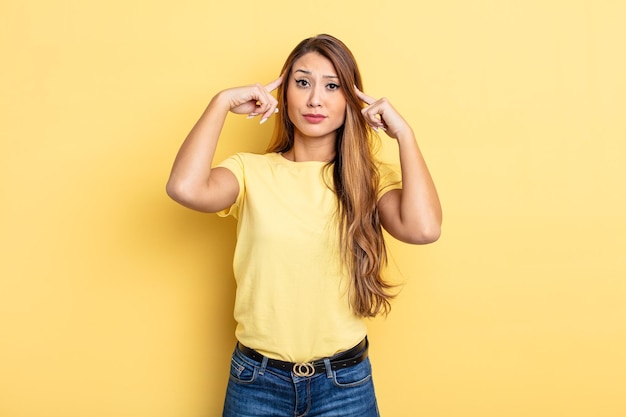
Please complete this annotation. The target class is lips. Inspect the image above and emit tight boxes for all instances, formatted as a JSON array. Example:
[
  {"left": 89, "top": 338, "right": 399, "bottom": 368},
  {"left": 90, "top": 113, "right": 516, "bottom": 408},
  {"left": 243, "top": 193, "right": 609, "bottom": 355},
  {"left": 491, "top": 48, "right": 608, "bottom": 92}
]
[{"left": 302, "top": 114, "right": 326, "bottom": 124}]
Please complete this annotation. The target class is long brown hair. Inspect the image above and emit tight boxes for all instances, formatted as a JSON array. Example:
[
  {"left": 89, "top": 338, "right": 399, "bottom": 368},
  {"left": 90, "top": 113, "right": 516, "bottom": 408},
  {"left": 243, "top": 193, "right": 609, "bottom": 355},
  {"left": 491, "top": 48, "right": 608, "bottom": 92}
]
[{"left": 266, "top": 34, "right": 395, "bottom": 317}]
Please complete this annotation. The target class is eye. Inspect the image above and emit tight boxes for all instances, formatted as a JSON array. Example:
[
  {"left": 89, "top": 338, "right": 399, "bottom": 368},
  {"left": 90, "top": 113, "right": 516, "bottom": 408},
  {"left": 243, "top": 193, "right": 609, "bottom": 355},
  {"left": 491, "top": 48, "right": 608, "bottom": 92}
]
[
  {"left": 327, "top": 83, "right": 340, "bottom": 91},
  {"left": 295, "top": 79, "right": 310, "bottom": 88}
]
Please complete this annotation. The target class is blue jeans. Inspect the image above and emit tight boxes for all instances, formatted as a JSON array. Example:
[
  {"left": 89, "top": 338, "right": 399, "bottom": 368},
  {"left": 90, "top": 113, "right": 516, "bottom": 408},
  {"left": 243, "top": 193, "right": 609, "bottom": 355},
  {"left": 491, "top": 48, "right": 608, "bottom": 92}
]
[{"left": 222, "top": 343, "right": 380, "bottom": 417}]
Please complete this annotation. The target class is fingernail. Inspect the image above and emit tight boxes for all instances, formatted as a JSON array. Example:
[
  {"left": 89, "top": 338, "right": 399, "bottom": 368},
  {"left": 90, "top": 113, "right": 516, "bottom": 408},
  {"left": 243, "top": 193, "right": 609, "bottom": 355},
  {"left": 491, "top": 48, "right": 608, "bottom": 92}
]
[
  {"left": 246, "top": 115, "right": 255, "bottom": 119},
  {"left": 260, "top": 117, "right": 268, "bottom": 125},
  {"left": 274, "top": 108, "right": 279, "bottom": 113}
]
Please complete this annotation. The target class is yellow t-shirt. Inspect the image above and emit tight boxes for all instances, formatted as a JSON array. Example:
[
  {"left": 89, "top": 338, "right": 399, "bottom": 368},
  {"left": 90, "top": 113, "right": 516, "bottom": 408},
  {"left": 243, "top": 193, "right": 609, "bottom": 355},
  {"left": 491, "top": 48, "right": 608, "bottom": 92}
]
[{"left": 217, "top": 152, "right": 401, "bottom": 362}]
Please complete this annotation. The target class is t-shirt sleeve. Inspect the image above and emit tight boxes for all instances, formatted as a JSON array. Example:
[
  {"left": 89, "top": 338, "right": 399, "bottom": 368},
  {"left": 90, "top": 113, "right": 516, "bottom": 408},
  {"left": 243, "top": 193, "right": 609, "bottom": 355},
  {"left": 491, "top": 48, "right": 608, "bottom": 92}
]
[
  {"left": 377, "top": 162, "right": 403, "bottom": 200},
  {"left": 215, "top": 153, "right": 245, "bottom": 219}
]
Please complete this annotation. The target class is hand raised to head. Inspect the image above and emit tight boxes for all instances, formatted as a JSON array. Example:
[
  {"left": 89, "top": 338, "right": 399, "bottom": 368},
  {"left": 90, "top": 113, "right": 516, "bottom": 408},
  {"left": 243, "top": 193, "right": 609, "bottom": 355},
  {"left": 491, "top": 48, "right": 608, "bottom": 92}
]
[
  {"left": 354, "top": 86, "right": 411, "bottom": 139},
  {"left": 225, "top": 75, "right": 284, "bottom": 123}
]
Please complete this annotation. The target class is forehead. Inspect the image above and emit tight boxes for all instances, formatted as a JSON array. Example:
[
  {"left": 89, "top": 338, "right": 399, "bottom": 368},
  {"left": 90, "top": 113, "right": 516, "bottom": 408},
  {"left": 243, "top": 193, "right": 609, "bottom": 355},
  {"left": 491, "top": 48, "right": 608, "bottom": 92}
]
[{"left": 291, "top": 52, "right": 337, "bottom": 76}]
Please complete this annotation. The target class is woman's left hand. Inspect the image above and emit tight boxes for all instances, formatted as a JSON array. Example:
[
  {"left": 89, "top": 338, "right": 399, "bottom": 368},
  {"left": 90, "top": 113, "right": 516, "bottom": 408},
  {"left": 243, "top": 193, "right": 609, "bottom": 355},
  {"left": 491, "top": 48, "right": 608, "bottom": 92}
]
[{"left": 355, "top": 87, "right": 412, "bottom": 140}]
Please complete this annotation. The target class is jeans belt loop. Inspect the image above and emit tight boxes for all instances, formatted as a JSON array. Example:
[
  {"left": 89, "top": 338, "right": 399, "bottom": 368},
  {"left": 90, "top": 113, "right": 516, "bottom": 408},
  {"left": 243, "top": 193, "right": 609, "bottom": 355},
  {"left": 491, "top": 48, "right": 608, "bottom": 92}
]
[
  {"left": 259, "top": 356, "right": 268, "bottom": 376},
  {"left": 323, "top": 358, "right": 333, "bottom": 378}
]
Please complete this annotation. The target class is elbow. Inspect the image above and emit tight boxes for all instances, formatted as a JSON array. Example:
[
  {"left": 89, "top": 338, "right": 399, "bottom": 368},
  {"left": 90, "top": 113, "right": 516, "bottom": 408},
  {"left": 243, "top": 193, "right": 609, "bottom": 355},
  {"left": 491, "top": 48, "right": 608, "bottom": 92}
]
[
  {"left": 402, "top": 223, "right": 441, "bottom": 245},
  {"left": 165, "top": 179, "right": 203, "bottom": 210},
  {"left": 165, "top": 179, "right": 183, "bottom": 203},
  {"left": 165, "top": 178, "right": 223, "bottom": 213},
  {"left": 422, "top": 226, "right": 441, "bottom": 244}
]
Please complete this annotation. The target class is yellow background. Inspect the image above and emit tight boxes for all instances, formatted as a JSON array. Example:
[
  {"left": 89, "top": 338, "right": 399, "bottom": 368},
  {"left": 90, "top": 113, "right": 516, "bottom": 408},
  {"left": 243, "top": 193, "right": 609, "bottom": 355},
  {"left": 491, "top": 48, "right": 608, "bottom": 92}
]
[{"left": 1, "top": 0, "right": 625, "bottom": 416}]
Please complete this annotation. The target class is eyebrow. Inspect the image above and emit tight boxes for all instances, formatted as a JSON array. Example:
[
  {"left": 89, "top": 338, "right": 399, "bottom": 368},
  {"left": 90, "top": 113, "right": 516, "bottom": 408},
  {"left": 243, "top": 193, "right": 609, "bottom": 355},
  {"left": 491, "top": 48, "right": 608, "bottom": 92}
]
[{"left": 294, "top": 69, "right": 338, "bottom": 79}]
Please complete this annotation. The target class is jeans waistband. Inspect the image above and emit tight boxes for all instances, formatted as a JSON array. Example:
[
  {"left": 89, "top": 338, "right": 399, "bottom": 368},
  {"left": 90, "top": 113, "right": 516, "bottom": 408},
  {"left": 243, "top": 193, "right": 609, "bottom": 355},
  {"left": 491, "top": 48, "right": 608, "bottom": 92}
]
[{"left": 237, "top": 337, "right": 369, "bottom": 377}]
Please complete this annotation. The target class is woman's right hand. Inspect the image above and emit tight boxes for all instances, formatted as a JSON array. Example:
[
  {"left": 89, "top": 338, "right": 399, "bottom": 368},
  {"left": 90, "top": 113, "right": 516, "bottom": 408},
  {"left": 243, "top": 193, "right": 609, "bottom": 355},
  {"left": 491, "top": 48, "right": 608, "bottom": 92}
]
[
  {"left": 219, "top": 76, "right": 283, "bottom": 123},
  {"left": 166, "top": 75, "right": 283, "bottom": 212}
]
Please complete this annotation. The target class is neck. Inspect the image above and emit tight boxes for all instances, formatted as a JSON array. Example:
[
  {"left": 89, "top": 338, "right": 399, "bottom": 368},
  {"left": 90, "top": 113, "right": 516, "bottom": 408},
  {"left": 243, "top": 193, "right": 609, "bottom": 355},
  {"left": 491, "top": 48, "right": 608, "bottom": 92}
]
[{"left": 283, "top": 135, "right": 336, "bottom": 163}]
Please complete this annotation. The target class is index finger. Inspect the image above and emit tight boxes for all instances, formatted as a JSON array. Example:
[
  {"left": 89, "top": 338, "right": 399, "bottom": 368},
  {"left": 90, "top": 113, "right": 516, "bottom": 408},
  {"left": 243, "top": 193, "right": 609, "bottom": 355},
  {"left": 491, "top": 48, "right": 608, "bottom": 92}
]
[
  {"left": 265, "top": 74, "right": 284, "bottom": 92},
  {"left": 354, "top": 85, "right": 376, "bottom": 105}
]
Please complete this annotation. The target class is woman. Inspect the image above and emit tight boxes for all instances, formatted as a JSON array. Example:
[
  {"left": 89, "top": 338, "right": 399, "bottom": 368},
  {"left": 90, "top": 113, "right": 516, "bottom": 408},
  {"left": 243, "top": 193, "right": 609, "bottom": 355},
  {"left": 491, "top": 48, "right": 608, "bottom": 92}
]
[{"left": 167, "top": 34, "right": 441, "bottom": 417}]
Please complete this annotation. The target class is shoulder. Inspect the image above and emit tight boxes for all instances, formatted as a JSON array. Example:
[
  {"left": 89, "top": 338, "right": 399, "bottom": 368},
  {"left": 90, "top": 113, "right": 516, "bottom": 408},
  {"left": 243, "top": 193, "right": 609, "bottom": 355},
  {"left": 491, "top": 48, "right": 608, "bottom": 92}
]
[
  {"left": 375, "top": 160, "right": 402, "bottom": 183},
  {"left": 375, "top": 160, "right": 403, "bottom": 198}
]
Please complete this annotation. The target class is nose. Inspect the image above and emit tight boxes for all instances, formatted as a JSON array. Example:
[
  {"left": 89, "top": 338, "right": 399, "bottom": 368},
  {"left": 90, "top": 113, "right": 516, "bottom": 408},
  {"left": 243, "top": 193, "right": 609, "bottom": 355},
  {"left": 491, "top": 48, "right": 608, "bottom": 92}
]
[{"left": 307, "top": 85, "right": 323, "bottom": 107}]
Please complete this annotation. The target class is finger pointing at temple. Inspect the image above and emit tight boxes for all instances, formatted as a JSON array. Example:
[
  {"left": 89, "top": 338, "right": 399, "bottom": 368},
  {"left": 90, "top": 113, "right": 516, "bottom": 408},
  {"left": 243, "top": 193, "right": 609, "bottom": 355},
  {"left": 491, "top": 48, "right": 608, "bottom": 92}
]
[
  {"left": 354, "top": 86, "right": 376, "bottom": 105},
  {"left": 265, "top": 75, "right": 284, "bottom": 93}
]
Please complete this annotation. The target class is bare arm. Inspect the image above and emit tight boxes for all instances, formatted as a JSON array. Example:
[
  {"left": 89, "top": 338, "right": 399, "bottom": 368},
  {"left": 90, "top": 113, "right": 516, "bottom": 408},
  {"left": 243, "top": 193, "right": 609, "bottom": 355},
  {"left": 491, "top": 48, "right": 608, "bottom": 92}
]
[
  {"left": 166, "top": 77, "right": 282, "bottom": 212},
  {"left": 356, "top": 88, "right": 442, "bottom": 244}
]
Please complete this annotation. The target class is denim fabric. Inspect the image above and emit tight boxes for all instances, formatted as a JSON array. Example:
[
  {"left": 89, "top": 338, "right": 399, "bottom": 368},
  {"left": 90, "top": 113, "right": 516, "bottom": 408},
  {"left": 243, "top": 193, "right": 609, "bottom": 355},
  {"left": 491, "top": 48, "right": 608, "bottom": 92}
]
[{"left": 222, "top": 343, "right": 380, "bottom": 417}]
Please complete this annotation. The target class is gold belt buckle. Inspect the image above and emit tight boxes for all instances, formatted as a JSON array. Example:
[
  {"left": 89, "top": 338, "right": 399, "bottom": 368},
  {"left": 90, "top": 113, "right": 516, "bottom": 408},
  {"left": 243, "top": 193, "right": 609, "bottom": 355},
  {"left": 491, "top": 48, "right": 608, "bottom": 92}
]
[{"left": 292, "top": 362, "right": 316, "bottom": 377}]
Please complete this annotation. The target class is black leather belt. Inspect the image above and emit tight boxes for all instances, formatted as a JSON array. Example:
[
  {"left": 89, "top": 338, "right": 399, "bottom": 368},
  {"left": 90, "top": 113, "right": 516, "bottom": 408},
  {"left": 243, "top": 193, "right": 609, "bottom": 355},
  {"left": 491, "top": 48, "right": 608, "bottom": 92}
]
[{"left": 237, "top": 338, "right": 369, "bottom": 377}]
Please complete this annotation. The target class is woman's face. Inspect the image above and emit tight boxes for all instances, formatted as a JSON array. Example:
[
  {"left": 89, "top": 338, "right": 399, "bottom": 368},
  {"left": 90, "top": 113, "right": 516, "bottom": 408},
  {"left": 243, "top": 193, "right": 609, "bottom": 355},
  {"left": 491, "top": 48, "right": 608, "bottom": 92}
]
[{"left": 286, "top": 52, "right": 347, "bottom": 144}]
